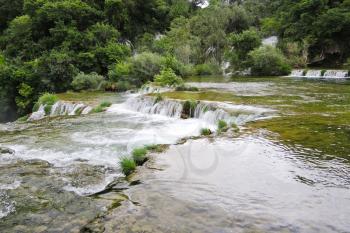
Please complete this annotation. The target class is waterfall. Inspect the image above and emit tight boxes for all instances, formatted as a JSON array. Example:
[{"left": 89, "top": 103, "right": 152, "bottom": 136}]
[
  {"left": 50, "top": 102, "right": 87, "bottom": 116},
  {"left": 125, "top": 97, "right": 273, "bottom": 126},
  {"left": 126, "top": 97, "right": 183, "bottom": 118},
  {"left": 262, "top": 36, "right": 278, "bottom": 47},
  {"left": 323, "top": 70, "right": 349, "bottom": 79},
  {"left": 28, "top": 105, "right": 46, "bottom": 121},
  {"left": 28, "top": 101, "right": 92, "bottom": 121},
  {"left": 289, "top": 69, "right": 349, "bottom": 79},
  {"left": 193, "top": 103, "right": 231, "bottom": 125},
  {"left": 290, "top": 69, "right": 304, "bottom": 77},
  {"left": 305, "top": 70, "right": 322, "bottom": 78}
]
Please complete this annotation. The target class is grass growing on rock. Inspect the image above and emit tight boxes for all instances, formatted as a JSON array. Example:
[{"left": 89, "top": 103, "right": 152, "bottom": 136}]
[
  {"left": 100, "top": 101, "right": 112, "bottom": 108},
  {"left": 218, "top": 120, "right": 228, "bottom": 132},
  {"left": 119, "top": 156, "right": 136, "bottom": 176},
  {"left": 33, "top": 93, "right": 59, "bottom": 112},
  {"left": 201, "top": 128, "right": 212, "bottom": 136},
  {"left": 132, "top": 147, "right": 148, "bottom": 165},
  {"left": 92, "top": 101, "right": 112, "bottom": 113}
]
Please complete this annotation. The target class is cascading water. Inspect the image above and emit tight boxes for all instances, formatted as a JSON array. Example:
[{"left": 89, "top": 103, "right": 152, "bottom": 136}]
[
  {"left": 126, "top": 97, "right": 183, "bottom": 118},
  {"left": 323, "top": 70, "right": 349, "bottom": 79},
  {"left": 124, "top": 96, "right": 273, "bottom": 126},
  {"left": 290, "top": 69, "right": 304, "bottom": 77},
  {"left": 28, "top": 101, "right": 92, "bottom": 121},
  {"left": 305, "top": 70, "right": 322, "bottom": 78}
]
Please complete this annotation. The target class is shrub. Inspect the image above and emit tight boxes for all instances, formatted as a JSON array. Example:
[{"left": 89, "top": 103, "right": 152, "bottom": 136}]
[
  {"left": 200, "top": 128, "right": 212, "bottom": 136},
  {"left": 154, "top": 68, "right": 183, "bottom": 87},
  {"left": 108, "top": 62, "right": 131, "bottom": 82},
  {"left": 71, "top": 72, "right": 104, "bottom": 91},
  {"left": 132, "top": 147, "right": 148, "bottom": 165},
  {"left": 248, "top": 46, "right": 291, "bottom": 76},
  {"left": 130, "top": 52, "right": 163, "bottom": 85},
  {"left": 119, "top": 156, "right": 136, "bottom": 176},
  {"left": 33, "top": 93, "right": 59, "bottom": 112},
  {"left": 218, "top": 120, "right": 228, "bottom": 132},
  {"left": 194, "top": 63, "right": 221, "bottom": 76}
]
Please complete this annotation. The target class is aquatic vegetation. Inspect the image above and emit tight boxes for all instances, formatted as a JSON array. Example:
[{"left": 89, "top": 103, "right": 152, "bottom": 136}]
[
  {"left": 155, "top": 93, "right": 163, "bottom": 103},
  {"left": 132, "top": 148, "right": 148, "bottom": 165},
  {"left": 182, "top": 99, "right": 197, "bottom": 118},
  {"left": 91, "top": 106, "right": 104, "bottom": 113},
  {"left": 92, "top": 101, "right": 112, "bottom": 113},
  {"left": 200, "top": 128, "right": 212, "bottom": 136},
  {"left": 119, "top": 156, "right": 136, "bottom": 176},
  {"left": 100, "top": 101, "right": 112, "bottom": 108},
  {"left": 218, "top": 120, "right": 228, "bottom": 132}
]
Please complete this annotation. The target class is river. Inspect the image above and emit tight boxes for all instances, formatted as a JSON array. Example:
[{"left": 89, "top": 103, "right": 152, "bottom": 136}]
[{"left": 0, "top": 76, "right": 349, "bottom": 232}]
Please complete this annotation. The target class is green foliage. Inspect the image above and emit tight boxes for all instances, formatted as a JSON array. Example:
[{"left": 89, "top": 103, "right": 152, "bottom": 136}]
[
  {"left": 100, "top": 101, "right": 112, "bottom": 108},
  {"left": 37, "top": 93, "right": 59, "bottom": 106},
  {"left": 154, "top": 68, "right": 183, "bottom": 87},
  {"left": 119, "top": 156, "right": 136, "bottom": 176},
  {"left": 200, "top": 128, "right": 212, "bottom": 136},
  {"left": 92, "top": 101, "right": 112, "bottom": 113},
  {"left": 71, "top": 72, "right": 104, "bottom": 91},
  {"left": 182, "top": 99, "right": 197, "bottom": 118},
  {"left": 33, "top": 93, "right": 59, "bottom": 114},
  {"left": 218, "top": 120, "right": 228, "bottom": 132},
  {"left": 194, "top": 63, "right": 221, "bottom": 76},
  {"left": 132, "top": 148, "right": 148, "bottom": 165},
  {"left": 227, "top": 28, "right": 261, "bottom": 70},
  {"left": 155, "top": 93, "right": 163, "bottom": 103},
  {"left": 248, "top": 46, "right": 292, "bottom": 76},
  {"left": 130, "top": 52, "right": 163, "bottom": 85},
  {"left": 108, "top": 62, "right": 131, "bottom": 82}
]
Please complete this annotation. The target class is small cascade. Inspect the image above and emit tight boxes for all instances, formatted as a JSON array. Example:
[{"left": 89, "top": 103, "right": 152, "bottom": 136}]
[
  {"left": 193, "top": 103, "right": 231, "bottom": 125},
  {"left": 323, "top": 70, "right": 349, "bottom": 79},
  {"left": 50, "top": 102, "right": 87, "bottom": 116},
  {"left": 28, "top": 101, "right": 92, "bottom": 121},
  {"left": 289, "top": 69, "right": 349, "bottom": 79},
  {"left": 126, "top": 97, "right": 183, "bottom": 118},
  {"left": 290, "top": 69, "right": 304, "bottom": 77},
  {"left": 305, "top": 70, "right": 322, "bottom": 78},
  {"left": 125, "top": 97, "right": 273, "bottom": 126},
  {"left": 28, "top": 105, "right": 46, "bottom": 121}
]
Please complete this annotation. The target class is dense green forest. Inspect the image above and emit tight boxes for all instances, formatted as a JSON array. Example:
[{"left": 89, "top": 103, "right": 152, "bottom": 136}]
[{"left": 0, "top": 0, "right": 349, "bottom": 122}]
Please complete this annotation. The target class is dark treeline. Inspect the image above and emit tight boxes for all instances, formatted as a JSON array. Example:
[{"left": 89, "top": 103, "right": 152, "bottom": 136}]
[{"left": 0, "top": 0, "right": 349, "bottom": 122}]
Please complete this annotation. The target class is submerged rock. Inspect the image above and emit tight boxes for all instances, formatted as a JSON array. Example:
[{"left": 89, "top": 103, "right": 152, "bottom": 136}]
[{"left": 0, "top": 147, "right": 14, "bottom": 155}]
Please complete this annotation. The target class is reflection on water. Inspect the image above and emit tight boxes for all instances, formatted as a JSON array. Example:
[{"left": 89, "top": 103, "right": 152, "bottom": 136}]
[{"left": 102, "top": 137, "right": 350, "bottom": 232}]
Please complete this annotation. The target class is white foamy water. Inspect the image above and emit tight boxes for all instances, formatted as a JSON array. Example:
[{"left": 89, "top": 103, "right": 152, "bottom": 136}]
[
  {"left": 0, "top": 192, "right": 16, "bottom": 219},
  {"left": 290, "top": 69, "right": 304, "bottom": 77},
  {"left": 28, "top": 101, "right": 92, "bottom": 121}
]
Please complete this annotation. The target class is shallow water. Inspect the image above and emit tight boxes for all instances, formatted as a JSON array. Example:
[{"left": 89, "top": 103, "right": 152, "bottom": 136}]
[{"left": 1, "top": 77, "right": 350, "bottom": 232}]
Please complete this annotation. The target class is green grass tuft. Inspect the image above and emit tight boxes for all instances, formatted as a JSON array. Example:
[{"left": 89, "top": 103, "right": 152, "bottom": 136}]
[
  {"left": 218, "top": 120, "right": 228, "bottom": 132},
  {"left": 132, "top": 148, "right": 148, "bottom": 165},
  {"left": 119, "top": 156, "right": 136, "bottom": 176},
  {"left": 100, "top": 101, "right": 112, "bottom": 108},
  {"left": 200, "top": 128, "right": 212, "bottom": 136}
]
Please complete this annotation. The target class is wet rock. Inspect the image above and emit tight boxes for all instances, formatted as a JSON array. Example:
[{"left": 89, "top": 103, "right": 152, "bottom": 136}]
[{"left": 0, "top": 147, "right": 15, "bottom": 155}]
